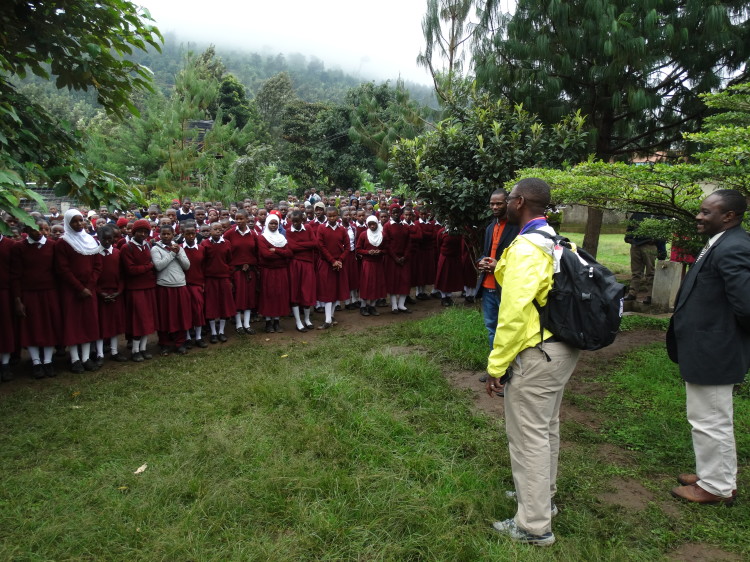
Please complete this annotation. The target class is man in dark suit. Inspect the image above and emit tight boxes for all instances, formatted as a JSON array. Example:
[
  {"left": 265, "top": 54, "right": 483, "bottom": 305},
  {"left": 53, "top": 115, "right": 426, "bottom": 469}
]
[
  {"left": 476, "top": 189, "right": 520, "bottom": 386},
  {"left": 668, "top": 189, "right": 750, "bottom": 504}
]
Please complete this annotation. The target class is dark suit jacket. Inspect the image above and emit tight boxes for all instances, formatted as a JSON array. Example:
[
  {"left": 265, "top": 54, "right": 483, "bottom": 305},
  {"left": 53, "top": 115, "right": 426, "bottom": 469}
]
[
  {"left": 668, "top": 225, "right": 750, "bottom": 385},
  {"left": 475, "top": 219, "right": 520, "bottom": 298}
]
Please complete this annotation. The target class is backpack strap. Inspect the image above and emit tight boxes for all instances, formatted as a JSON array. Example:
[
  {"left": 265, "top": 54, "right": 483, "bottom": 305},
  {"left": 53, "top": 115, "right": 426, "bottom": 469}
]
[{"left": 524, "top": 228, "right": 560, "bottom": 362}]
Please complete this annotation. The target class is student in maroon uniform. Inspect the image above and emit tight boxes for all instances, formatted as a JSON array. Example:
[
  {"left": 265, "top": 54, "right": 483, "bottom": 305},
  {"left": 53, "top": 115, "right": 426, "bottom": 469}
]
[
  {"left": 341, "top": 209, "right": 360, "bottom": 309},
  {"left": 316, "top": 207, "right": 349, "bottom": 329},
  {"left": 383, "top": 204, "right": 412, "bottom": 314},
  {"left": 120, "top": 219, "right": 157, "bottom": 362},
  {"left": 0, "top": 228, "right": 16, "bottom": 381},
  {"left": 434, "top": 223, "right": 465, "bottom": 306},
  {"left": 416, "top": 205, "right": 438, "bottom": 299},
  {"left": 181, "top": 222, "right": 208, "bottom": 348},
  {"left": 224, "top": 210, "right": 258, "bottom": 335},
  {"left": 286, "top": 210, "right": 317, "bottom": 331},
  {"left": 201, "top": 222, "right": 235, "bottom": 343},
  {"left": 402, "top": 206, "right": 423, "bottom": 305},
  {"left": 356, "top": 215, "right": 387, "bottom": 317},
  {"left": 257, "top": 214, "right": 292, "bottom": 333},
  {"left": 11, "top": 221, "right": 61, "bottom": 378},
  {"left": 56, "top": 209, "right": 103, "bottom": 373},
  {"left": 151, "top": 225, "right": 192, "bottom": 355},
  {"left": 94, "top": 225, "right": 128, "bottom": 365}
]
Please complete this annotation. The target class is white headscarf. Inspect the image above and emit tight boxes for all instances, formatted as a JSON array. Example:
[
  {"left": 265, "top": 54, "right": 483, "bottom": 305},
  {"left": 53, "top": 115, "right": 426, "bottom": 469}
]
[
  {"left": 366, "top": 215, "right": 383, "bottom": 247},
  {"left": 62, "top": 209, "right": 100, "bottom": 255},
  {"left": 262, "top": 215, "right": 287, "bottom": 248}
]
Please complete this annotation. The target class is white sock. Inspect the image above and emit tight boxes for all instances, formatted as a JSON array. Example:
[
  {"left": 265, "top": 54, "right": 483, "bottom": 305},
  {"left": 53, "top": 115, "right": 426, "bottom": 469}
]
[
  {"left": 324, "top": 302, "right": 333, "bottom": 324},
  {"left": 209, "top": 320, "right": 217, "bottom": 335},
  {"left": 81, "top": 342, "right": 91, "bottom": 362},
  {"left": 360, "top": 300, "right": 367, "bottom": 308},
  {"left": 465, "top": 286, "right": 476, "bottom": 297},
  {"left": 243, "top": 310, "right": 251, "bottom": 328},
  {"left": 1, "top": 352, "right": 9, "bottom": 365},
  {"left": 96, "top": 339, "right": 104, "bottom": 358},
  {"left": 186, "top": 330, "right": 192, "bottom": 342},
  {"left": 235, "top": 312, "right": 242, "bottom": 328},
  {"left": 219, "top": 319, "right": 226, "bottom": 334},
  {"left": 398, "top": 295, "right": 407, "bottom": 309},
  {"left": 29, "top": 346, "right": 42, "bottom": 365},
  {"left": 345, "top": 297, "right": 351, "bottom": 305},
  {"left": 43, "top": 346, "right": 53, "bottom": 363},
  {"left": 194, "top": 326, "right": 203, "bottom": 340},
  {"left": 68, "top": 346, "right": 79, "bottom": 363},
  {"left": 139, "top": 337, "right": 148, "bottom": 352},
  {"left": 441, "top": 291, "right": 449, "bottom": 298},
  {"left": 110, "top": 337, "right": 119, "bottom": 355},
  {"left": 390, "top": 295, "right": 398, "bottom": 310},
  {"left": 417, "top": 285, "right": 424, "bottom": 295},
  {"left": 265, "top": 316, "right": 272, "bottom": 321},
  {"left": 132, "top": 338, "right": 141, "bottom": 353},
  {"left": 292, "top": 306, "right": 303, "bottom": 330},
  {"left": 304, "top": 307, "right": 311, "bottom": 324}
]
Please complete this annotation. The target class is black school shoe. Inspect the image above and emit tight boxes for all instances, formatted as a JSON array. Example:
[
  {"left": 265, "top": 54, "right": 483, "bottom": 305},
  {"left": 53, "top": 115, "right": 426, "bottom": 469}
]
[
  {"left": 71, "top": 360, "right": 85, "bottom": 373},
  {"left": 195, "top": 339, "right": 208, "bottom": 348},
  {"left": 405, "top": 296, "right": 416, "bottom": 305},
  {"left": 0, "top": 364, "right": 13, "bottom": 382},
  {"left": 32, "top": 363, "right": 45, "bottom": 379},
  {"left": 210, "top": 335, "right": 218, "bottom": 344},
  {"left": 82, "top": 359, "right": 98, "bottom": 371},
  {"left": 218, "top": 333, "right": 228, "bottom": 343},
  {"left": 43, "top": 363, "right": 56, "bottom": 378},
  {"left": 360, "top": 307, "right": 370, "bottom": 316},
  {"left": 368, "top": 306, "right": 380, "bottom": 316}
]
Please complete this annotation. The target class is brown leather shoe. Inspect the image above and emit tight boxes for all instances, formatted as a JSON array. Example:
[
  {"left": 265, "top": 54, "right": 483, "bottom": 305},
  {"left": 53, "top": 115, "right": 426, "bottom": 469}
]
[
  {"left": 676, "top": 474, "right": 737, "bottom": 495},
  {"left": 677, "top": 473, "right": 699, "bottom": 486},
  {"left": 671, "top": 483, "right": 735, "bottom": 505}
]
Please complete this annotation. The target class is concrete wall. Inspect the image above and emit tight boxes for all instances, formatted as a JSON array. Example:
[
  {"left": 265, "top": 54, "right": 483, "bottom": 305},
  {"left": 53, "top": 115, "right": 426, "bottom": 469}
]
[{"left": 560, "top": 205, "right": 627, "bottom": 233}]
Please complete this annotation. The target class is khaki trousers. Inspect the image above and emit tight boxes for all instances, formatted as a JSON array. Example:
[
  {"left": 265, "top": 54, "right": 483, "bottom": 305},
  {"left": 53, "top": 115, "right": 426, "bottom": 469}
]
[
  {"left": 505, "top": 341, "right": 580, "bottom": 535},
  {"left": 629, "top": 243, "right": 657, "bottom": 296},
  {"left": 686, "top": 382, "right": 737, "bottom": 497}
]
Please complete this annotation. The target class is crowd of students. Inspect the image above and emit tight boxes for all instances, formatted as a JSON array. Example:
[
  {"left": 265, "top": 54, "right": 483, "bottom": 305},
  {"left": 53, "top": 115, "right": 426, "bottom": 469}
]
[{"left": 0, "top": 194, "right": 481, "bottom": 381}]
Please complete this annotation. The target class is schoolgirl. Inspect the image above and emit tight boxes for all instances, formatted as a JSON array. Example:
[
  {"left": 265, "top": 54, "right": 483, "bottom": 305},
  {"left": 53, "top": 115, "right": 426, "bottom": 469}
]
[
  {"left": 151, "top": 224, "right": 192, "bottom": 355},
  {"left": 56, "top": 209, "right": 103, "bottom": 373},
  {"left": 11, "top": 221, "right": 62, "bottom": 378},
  {"left": 94, "top": 225, "right": 128, "bottom": 364},
  {"left": 257, "top": 214, "right": 292, "bottom": 333},
  {"left": 315, "top": 207, "right": 349, "bottom": 329},
  {"left": 201, "top": 222, "right": 235, "bottom": 343},
  {"left": 434, "top": 223, "right": 465, "bottom": 306},
  {"left": 120, "top": 219, "right": 158, "bottom": 361},
  {"left": 0, "top": 229, "right": 17, "bottom": 381},
  {"left": 356, "top": 215, "right": 387, "bottom": 317},
  {"left": 224, "top": 210, "right": 258, "bottom": 335},
  {"left": 181, "top": 222, "right": 208, "bottom": 348},
  {"left": 383, "top": 204, "right": 412, "bottom": 314},
  {"left": 285, "top": 210, "right": 317, "bottom": 331}
]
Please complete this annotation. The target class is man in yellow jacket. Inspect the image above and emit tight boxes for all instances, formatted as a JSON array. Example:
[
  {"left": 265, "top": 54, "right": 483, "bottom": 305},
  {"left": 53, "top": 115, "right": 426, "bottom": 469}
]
[{"left": 485, "top": 178, "right": 580, "bottom": 547}]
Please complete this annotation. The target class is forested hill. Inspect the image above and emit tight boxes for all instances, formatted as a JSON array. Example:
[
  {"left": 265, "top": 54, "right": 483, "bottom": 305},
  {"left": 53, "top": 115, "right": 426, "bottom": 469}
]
[{"left": 22, "top": 31, "right": 436, "bottom": 109}]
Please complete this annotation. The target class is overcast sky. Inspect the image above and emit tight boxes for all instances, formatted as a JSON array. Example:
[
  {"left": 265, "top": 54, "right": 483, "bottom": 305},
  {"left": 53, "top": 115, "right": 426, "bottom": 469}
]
[{"left": 141, "top": 0, "right": 434, "bottom": 84}]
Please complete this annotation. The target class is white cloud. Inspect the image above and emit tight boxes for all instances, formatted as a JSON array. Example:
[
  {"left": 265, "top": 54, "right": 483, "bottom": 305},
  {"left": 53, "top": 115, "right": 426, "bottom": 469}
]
[{"left": 141, "top": 0, "right": 433, "bottom": 84}]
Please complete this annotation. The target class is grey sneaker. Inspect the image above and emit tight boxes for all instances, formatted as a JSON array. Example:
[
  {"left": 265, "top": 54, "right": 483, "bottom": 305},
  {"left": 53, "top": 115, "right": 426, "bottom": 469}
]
[
  {"left": 492, "top": 518, "right": 555, "bottom": 546},
  {"left": 504, "top": 490, "right": 559, "bottom": 517}
]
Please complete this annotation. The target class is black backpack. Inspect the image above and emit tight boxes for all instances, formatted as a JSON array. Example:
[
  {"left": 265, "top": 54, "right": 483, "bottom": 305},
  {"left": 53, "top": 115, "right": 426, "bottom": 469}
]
[{"left": 527, "top": 230, "right": 625, "bottom": 351}]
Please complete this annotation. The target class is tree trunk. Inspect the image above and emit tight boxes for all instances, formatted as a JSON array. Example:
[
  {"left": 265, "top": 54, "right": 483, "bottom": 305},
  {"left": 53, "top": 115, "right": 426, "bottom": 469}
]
[{"left": 582, "top": 206, "right": 603, "bottom": 258}]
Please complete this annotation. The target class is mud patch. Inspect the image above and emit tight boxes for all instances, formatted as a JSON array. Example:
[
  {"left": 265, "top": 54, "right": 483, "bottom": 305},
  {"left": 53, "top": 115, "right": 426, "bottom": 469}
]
[
  {"left": 599, "top": 477, "right": 654, "bottom": 511},
  {"left": 445, "top": 370, "right": 505, "bottom": 418},
  {"left": 667, "top": 543, "right": 742, "bottom": 561}
]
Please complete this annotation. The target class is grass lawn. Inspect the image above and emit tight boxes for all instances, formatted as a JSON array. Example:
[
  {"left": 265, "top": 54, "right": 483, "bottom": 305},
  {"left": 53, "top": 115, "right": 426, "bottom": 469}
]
[
  {"left": 0, "top": 309, "right": 748, "bottom": 559},
  {"left": 560, "top": 232, "right": 632, "bottom": 276}
]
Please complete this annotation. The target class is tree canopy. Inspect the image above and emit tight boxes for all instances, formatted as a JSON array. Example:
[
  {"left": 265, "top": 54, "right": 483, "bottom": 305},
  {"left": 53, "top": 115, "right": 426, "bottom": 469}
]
[{"left": 0, "top": 0, "right": 162, "bottom": 232}]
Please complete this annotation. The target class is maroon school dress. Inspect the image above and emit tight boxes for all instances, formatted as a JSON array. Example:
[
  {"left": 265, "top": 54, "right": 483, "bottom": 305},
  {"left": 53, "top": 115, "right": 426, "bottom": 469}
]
[
  {"left": 97, "top": 247, "right": 125, "bottom": 340},
  {"left": 225, "top": 225, "right": 259, "bottom": 311},
  {"left": 417, "top": 219, "right": 438, "bottom": 287},
  {"left": 383, "top": 220, "right": 411, "bottom": 295},
  {"left": 344, "top": 224, "right": 360, "bottom": 291},
  {"left": 316, "top": 223, "right": 349, "bottom": 303},
  {"left": 120, "top": 240, "right": 157, "bottom": 338},
  {"left": 11, "top": 238, "right": 62, "bottom": 348},
  {"left": 356, "top": 231, "right": 387, "bottom": 301},
  {"left": 257, "top": 237, "right": 292, "bottom": 317},
  {"left": 405, "top": 220, "right": 423, "bottom": 287},
  {"left": 0, "top": 235, "right": 17, "bottom": 353},
  {"left": 182, "top": 242, "right": 206, "bottom": 328},
  {"left": 56, "top": 239, "right": 102, "bottom": 346},
  {"left": 286, "top": 225, "right": 317, "bottom": 307},
  {"left": 434, "top": 228, "right": 465, "bottom": 293},
  {"left": 201, "top": 238, "right": 235, "bottom": 319}
]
